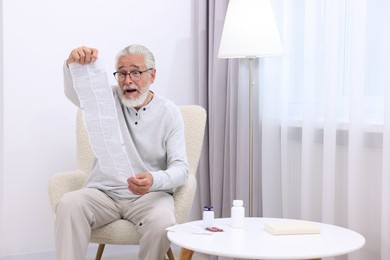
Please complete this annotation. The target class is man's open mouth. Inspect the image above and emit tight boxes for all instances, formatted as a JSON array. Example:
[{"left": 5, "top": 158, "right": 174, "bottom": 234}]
[{"left": 125, "top": 89, "right": 137, "bottom": 94}]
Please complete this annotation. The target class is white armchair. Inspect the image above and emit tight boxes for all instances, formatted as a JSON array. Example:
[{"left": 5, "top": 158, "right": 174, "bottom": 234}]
[{"left": 48, "top": 105, "right": 207, "bottom": 260}]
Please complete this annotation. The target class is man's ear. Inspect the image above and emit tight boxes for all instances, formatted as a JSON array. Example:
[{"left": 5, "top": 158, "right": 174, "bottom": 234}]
[{"left": 150, "top": 68, "right": 156, "bottom": 83}]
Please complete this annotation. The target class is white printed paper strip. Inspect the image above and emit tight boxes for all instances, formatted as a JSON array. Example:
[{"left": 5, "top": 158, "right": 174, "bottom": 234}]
[{"left": 69, "top": 60, "right": 135, "bottom": 179}]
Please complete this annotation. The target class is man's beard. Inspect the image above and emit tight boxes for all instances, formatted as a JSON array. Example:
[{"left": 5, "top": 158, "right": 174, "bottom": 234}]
[{"left": 119, "top": 84, "right": 150, "bottom": 108}]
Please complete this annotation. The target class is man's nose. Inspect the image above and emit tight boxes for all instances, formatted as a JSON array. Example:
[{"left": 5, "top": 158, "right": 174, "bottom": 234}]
[{"left": 124, "top": 74, "right": 134, "bottom": 84}]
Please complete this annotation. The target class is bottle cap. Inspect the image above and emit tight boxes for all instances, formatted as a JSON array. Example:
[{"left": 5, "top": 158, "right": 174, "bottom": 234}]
[
  {"left": 204, "top": 205, "right": 214, "bottom": 211},
  {"left": 233, "top": 200, "right": 243, "bottom": 206}
]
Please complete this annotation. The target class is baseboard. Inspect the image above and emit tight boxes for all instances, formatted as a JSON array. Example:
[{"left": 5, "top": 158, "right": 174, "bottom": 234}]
[{"left": 0, "top": 244, "right": 138, "bottom": 260}]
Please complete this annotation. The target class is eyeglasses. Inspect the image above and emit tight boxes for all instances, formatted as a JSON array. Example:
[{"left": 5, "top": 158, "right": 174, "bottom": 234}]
[{"left": 113, "top": 68, "right": 153, "bottom": 82}]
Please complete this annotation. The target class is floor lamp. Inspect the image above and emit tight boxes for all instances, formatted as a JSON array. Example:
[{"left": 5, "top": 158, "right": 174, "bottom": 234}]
[{"left": 218, "top": 0, "right": 283, "bottom": 217}]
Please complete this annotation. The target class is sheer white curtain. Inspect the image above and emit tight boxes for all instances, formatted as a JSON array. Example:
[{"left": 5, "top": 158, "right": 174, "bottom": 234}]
[{"left": 258, "top": 0, "right": 390, "bottom": 259}]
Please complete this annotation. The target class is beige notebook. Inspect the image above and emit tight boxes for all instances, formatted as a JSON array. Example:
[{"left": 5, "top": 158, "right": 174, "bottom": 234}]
[{"left": 264, "top": 220, "right": 321, "bottom": 235}]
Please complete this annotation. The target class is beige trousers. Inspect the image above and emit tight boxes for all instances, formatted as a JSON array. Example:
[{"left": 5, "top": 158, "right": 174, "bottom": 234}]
[{"left": 55, "top": 188, "right": 175, "bottom": 260}]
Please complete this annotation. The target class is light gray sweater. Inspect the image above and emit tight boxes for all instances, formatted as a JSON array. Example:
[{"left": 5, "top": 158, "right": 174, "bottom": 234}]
[{"left": 63, "top": 63, "right": 189, "bottom": 199}]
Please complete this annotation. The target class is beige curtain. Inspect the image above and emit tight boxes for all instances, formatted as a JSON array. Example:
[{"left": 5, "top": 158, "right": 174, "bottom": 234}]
[{"left": 194, "top": 0, "right": 259, "bottom": 221}]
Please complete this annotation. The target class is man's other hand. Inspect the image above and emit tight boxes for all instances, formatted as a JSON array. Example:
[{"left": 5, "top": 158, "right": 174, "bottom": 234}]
[{"left": 127, "top": 172, "right": 153, "bottom": 195}]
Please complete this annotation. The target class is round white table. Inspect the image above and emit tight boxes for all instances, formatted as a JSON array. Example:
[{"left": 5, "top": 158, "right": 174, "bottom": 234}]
[{"left": 167, "top": 218, "right": 365, "bottom": 260}]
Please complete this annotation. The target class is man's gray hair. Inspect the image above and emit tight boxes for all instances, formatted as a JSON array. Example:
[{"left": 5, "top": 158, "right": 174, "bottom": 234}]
[{"left": 115, "top": 44, "right": 155, "bottom": 70}]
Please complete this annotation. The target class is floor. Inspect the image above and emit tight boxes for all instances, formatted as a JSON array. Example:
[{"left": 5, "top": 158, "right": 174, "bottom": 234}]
[
  {"left": 86, "top": 245, "right": 210, "bottom": 260},
  {"left": 87, "top": 254, "right": 210, "bottom": 260}
]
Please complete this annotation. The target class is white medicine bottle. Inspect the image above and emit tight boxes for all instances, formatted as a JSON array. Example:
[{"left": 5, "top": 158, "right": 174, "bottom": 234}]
[
  {"left": 231, "top": 200, "right": 245, "bottom": 228},
  {"left": 203, "top": 205, "right": 214, "bottom": 229}
]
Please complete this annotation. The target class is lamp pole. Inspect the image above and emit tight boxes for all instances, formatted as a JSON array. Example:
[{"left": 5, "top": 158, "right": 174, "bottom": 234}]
[{"left": 248, "top": 57, "right": 255, "bottom": 217}]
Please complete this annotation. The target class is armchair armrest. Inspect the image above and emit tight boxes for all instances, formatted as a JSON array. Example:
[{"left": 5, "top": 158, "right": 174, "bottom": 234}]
[
  {"left": 48, "top": 170, "right": 87, "bottom": 214},
  {"left": 173, "top": 174, "right": 197, "bottom": 224}
]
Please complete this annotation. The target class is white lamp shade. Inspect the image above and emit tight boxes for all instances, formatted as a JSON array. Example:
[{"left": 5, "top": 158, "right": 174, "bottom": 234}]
[{"left": 218, "top": 0, "right": 283, "bottom": 58}]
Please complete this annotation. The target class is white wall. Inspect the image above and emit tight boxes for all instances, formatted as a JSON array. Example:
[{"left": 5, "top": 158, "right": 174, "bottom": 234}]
[
  {"left": 0, "top": 0, "right": 4, "bottom": 256},
  {"left": 1, "top": 0, "right": 197, "bottom": 257}
]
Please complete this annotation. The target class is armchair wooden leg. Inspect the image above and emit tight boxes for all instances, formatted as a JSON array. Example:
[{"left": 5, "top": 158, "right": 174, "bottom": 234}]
[
  {"left": 164, "top": 248, "right": 175, "bottom": 260},
  {"left": 166, "top": 246, "right": 175, "bottom": 260},
  {"left": 178, "top": 247, "right": 194, "bottom": 260},
  {"left": 95, "top": 244, "right": 105, "bottom": 260}
]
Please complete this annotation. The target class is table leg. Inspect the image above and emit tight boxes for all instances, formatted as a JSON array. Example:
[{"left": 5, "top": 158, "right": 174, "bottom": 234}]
[{"left": 178, "top": 247, "right": 194, "bottom": 260}]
